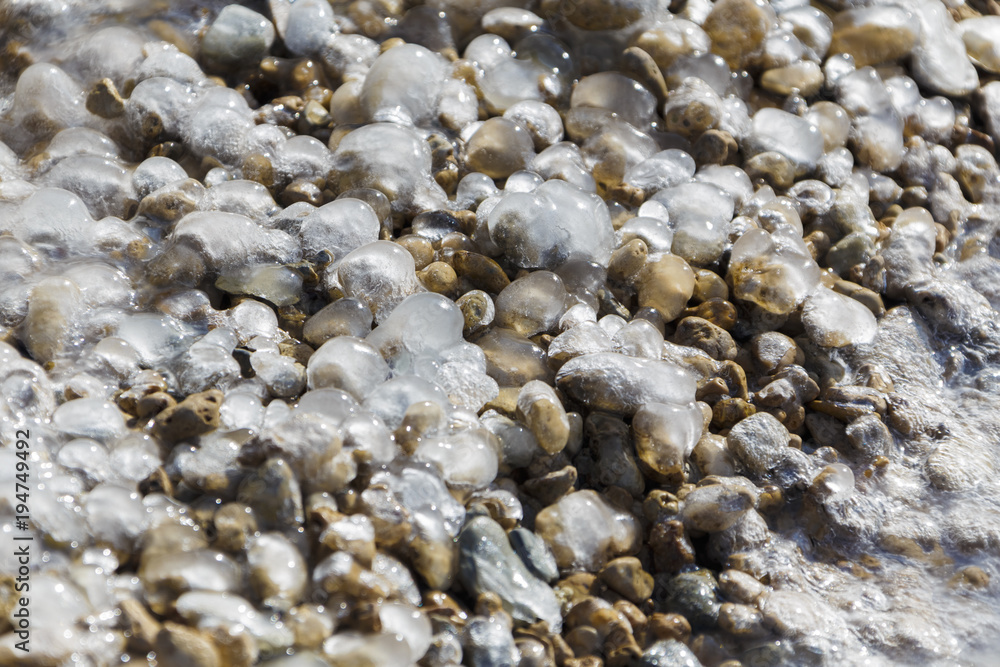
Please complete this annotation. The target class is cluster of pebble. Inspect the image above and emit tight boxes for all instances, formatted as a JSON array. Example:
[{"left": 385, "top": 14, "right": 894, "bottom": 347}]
[{"left": 2, "top": 0, "right": 1000, "bottom": 665}]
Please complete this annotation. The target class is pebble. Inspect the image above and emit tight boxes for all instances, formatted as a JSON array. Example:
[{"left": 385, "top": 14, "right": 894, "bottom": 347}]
[
  {"left": 535, "top": 490, "right": 641, "bottom": 571},
  {"left": 458, "top": 515, "right": 563, "bottom": 630},
  {"left": 702, "top": 0, "right": 773, "bottom": 70},
  {"left": 829, "top": 7, "right": 920, "bottom": 68},
  {"left": 200, "top": 7, "right": 275, "bottom": 69},
  {"left": 726, "top": 412, "right": 791, "bottom": 475},
  {"left": 556, "top": 353, "right": 696, "bottom": 415}
]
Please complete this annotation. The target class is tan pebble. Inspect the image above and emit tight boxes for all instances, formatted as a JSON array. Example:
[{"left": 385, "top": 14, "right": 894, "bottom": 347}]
[
  {"left": 517, "top": 380, "right": 570, "bottom": 454},
  {"left": 136, "top": 391, "right": 177, "bottom": 420},
  {"left": 829, "top": 7, "right": 920, "bottom": 68},
  {"left": 86, "top": 77, "right": 125, "bottom": 118},
  {"left": 608, "top": 238, "right": 648, "bottom": 284},
  {"left": 418, "top": 261, "right": 458, "bottom": 295},
  {"left": 674, "top": 316, "right": 737, "bottom": 360},
  {"left": 648, "top": 519, "right": 695, "bottom": 574},
  {"left": 621, "top": 46, "right": 668, "bottom": 106},
  {"left": 213, "top": 503, "right": 258, "bottom": 552},
  {"left": 712, "top": 398, "right": 756, "bottom": 430},
  {"left": 242, "top": 154, "right": 274, "bottom": 188},
  {"left": 760, "top": 61, "right": 824, "bottom": 97},
  {"left": 745, "top": 151, "right": 795, "bottom": 189},
  {"left": 598, "top": 557, "right": 655, "bottom": 605},
  {"left": 522, "top": 466, "right": 578, "bottom": 506},
  {"left": 635, "top": 255, "right": 695, "bottom": 323},
  {"left": 154, "top": 622, "right": 222, "bottom": 667},
  {"left": 396, "top": 235, "right": 434, "bottom": 270},
  {"left": 682, "top": 298, "right": 737, "bottom": 331},
  {"left": 693, "top": 128, "right": 738, "bottom": 166},
  {"left": 120, "top": 598, "right": 162, "bottom": 653},
  {"left": 719, "top": 602, "right": 768, "bottom": 638},
  {"left": 703, "top": 0, "right": 773, "bottom": 69},
  {"left": 280, "top": 179, "right": 323, "bottom": 206},
  {"left": 633, "top": 21, "right": 709, "bottom": 72},
  {"left": 950, "top": 566, "right": 990, "bottom": 590},
  {"left": 643, "top": 612, "right": 691, "bottom": 646},
  {"left": 453, "top": 250, "right": 511, "bottom": 293},
  {"left": 465, "top": 117, "right": 535, "bottom": 179},
  {"left": 560, "top": 0, "right": 652, "bottom": 31},
  {"left": 153, "top": 389, "right": 223, "bottom": 442}
]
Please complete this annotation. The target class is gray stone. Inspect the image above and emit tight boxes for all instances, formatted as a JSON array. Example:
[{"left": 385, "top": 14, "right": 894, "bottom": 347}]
[
  {"left": 201, "top": 6, "right": 275, "bottom": 69},
  {"left": 508, "top": 528, "right": 559, "bottom": 583},
  {"left": 726, "top": 412, "right": 791, "bottom": 475},
  {"left": 457, "top": 515, "right": 562, "bottom": 631}
]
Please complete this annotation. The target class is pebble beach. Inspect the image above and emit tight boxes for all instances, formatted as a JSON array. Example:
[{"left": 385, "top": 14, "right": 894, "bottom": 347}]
[{"left": 2, "top": 0, "right": 1000, "bottom": 665}]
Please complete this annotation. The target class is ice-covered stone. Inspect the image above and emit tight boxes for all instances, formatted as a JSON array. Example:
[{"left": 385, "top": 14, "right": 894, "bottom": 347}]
[
  {"left": 556, "top": 353, "right": 696, "bottom": 415},
  {"left": 488, "top": 179, "right": 614, "bottom": 269},
  {"left": 338, "top": 241, "right": 425, "bottom": 322},
  {"left": 801, "top": 287, "right": 878, "bottom": 349},
  {"left": 361, "top": 44, "right": 447, "bottom": 125},
  {"left": 727, "top": 228, "right": 820, "bottom": 315},
  {"left": 458, "top": 515, "right": 562, "bottom": 629},
  {"left": 746, "top": 108, "right": 824, "bottom": 176},
  {"left": 300, "top": 198, "right": 380, "bottom": 261},
  {"left": 534, "top": 490, "right": 641, "bottom": 571},
  {"left": 308, "top": 336, "right": 389, "bottom": 400},
  {"left": 201, "top": 5, "right": 276, "bottom": 69}
]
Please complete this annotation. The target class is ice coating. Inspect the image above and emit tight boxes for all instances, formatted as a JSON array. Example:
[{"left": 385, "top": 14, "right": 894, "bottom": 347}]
[{"left": 487, "top": 179, "right": 615, "bottom": 269}]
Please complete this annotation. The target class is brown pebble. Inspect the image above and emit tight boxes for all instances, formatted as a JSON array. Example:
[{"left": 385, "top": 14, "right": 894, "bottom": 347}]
[
  {"left": 745, "top": 151, "right": 795, "bottom": 189},
  {"left": 136, "top": 391, "right": 177, "bottom": 420},
  {"left": 693, "top": 129, "right": 738, "bottom": 166},
  {"left": 951, "top": 566, "right": 990, "bottom": 589},
  {"left": 154, "top": 622, "right": 222, "bottom": 667},
  {"left": 649, "top": 519, "right": 695, "bottom": 574},
  {"left": 643, "top": 612, "right": 691, "bottom": 647},
  {"left": 86, "top": 78, "right": 125, "bottom": 118},
  {"left": 242, "top": 154, "right": 275, "bottom": 188},
  {"left": 598, "top": 557, "right": 655, "bottom": 605},
  {"left": 674, "top": 316, "right": 738, "bottom": 360},
  {"left": 682, "top": 298, "right": 737, "bottom": 331},
  {"left": 418, "top": 261, "right": 459, "bottom": 295},
  {"left": 608, "top": 239, "right": 648, "bottom": 285},
  {"left": 692, "top": 269, "right": 729, "bottom": 303},
  {"left": 153, "top": 389, "right": 223, "bottom": 442},
  {"left": 621, "top": 46, "right": 669, "bottom": 106},
  {"left": 453, "top": 250, "right": 511, "bottom": 294},
  {"left": 635, "top": 255, "right": 696, "bottom": 323}
]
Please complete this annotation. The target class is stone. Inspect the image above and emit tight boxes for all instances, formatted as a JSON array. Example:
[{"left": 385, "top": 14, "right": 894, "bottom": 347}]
[
  {"left": 202, "top": 6, "right": 276, "bottom": 70},
  {"left": 635, "top": 255, "right": 696, "bottom": 322},
  {"left": 681, "top": 483, "right": 755, "bottom": 533},
  {"left": 556, "top": 353, "right": 697, "bottom": 415},
  {"left": 465, "top": 118, "right": 535, "bottom": 180},
  {"left": 598, "top": 557, "right": 654, "bottom": 605},
  {"left": 726, "top": 412, "right": 791, "bottom": 475},
  {"left": 153, "top": 389, "right": 223, "bottom": 442},
  {"left": 458, "top": 515, "right": 562, "bottom": 630},
  {"left": 829, "top": 7, "right": 920, "bottom": 67},
  {"left": 702, "top": 0, "right": 773, "bottom": 70},
  {"left": 154, "top": 622, "right": 222, "bottom": 667},
  {"left": 535, "top": 490, "right": 641, "bottom": 571}
]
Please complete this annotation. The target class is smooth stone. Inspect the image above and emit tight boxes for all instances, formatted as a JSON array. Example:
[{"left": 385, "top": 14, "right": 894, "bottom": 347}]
[
  {"left": 202, "top": 5, "right": 276, "bottom": 69},
  {"left": 681, "top": 484, "right": 755, "bottom": 533},
  {"left": 534, "top": 490, "right": 641, "bottom": 571},
  {"left": 829, "top": 7, "right": 920, "bottom": 67},
  {"left": 457, "top": 515, "right": 562, "bottom": 630},
  {"left": 556, "top": 352, "right": 696, "bottom": 415},
  {"left": 962, "top": 16, "right": 1000, "bottom": 73},
  {"left": 726, "top": 412, "right": 790, "bottom": 475}
]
